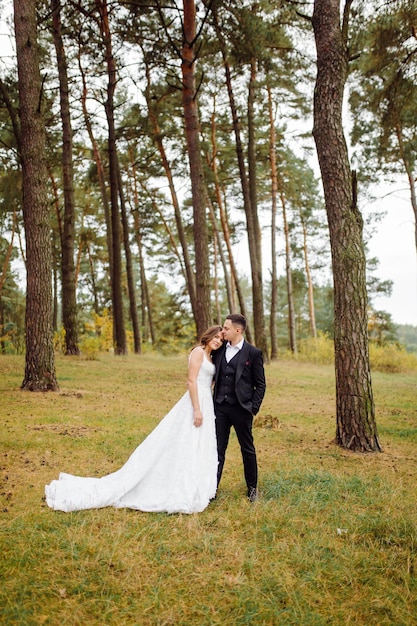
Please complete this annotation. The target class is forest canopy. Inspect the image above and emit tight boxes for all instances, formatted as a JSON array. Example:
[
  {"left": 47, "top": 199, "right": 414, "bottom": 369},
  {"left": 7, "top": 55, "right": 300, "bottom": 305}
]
[{"left": 1, "top": 0, "right": 414, "bottom": 360}]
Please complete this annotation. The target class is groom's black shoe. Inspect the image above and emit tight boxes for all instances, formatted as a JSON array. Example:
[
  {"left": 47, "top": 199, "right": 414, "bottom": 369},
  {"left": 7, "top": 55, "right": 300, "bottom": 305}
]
[{"left": 247, "top": 487, "right": 258, "bottom": 503}]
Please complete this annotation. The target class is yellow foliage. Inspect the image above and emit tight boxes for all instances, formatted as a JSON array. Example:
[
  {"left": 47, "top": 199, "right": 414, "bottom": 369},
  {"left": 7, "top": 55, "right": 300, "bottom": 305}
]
[
  {"left": 295, "top": 333, "right": 417, "bottom": 373},
  {"left": 297, "top": 332, "right": 334, "bottom": 365},
  {"left": 369, "top": 342, "right": 417, "bottom": 373}
]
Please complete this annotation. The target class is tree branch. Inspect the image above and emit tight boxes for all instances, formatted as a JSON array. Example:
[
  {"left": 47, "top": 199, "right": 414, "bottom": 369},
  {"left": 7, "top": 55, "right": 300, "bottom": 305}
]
[
  {"left": 342, "top": 0, "right": 354, "bottom": 47},
  {"left": 0, "top": 78, "right": 21, "bottom": 152}
]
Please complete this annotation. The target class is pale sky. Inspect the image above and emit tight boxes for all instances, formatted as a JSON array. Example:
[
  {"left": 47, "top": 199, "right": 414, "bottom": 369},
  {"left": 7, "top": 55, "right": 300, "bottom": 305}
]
[{"left": 364, "top": 188, "right": 417, "bottom": 326}]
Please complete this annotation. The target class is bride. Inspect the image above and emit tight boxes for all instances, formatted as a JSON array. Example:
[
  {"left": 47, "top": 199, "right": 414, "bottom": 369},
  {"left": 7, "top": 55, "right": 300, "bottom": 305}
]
[{"left": 45, "top": 326, "right": 223, "bottom": 515}]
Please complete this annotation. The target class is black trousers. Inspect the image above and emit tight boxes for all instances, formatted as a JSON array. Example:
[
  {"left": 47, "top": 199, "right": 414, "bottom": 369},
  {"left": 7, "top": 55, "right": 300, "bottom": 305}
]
[{"left": 215, "top": 401, "right": 257, "bottom": 490}]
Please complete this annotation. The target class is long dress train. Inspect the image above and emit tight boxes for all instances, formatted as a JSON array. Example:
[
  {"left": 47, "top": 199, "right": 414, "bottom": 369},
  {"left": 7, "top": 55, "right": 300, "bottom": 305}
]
[{"left": 45, "top": 356, "right": 217, "bottom": 514}]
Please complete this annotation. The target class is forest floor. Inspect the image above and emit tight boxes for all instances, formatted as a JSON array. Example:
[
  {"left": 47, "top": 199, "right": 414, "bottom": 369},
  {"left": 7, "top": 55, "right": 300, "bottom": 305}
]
[{"left": 1, "top": 353, "right": 416, "bottom": 625}]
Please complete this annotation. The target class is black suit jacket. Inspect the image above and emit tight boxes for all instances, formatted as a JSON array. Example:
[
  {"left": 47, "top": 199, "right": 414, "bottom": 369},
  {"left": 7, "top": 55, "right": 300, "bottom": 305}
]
[{"left": 212, "top": 341, "right": 266, "bottom": 415}]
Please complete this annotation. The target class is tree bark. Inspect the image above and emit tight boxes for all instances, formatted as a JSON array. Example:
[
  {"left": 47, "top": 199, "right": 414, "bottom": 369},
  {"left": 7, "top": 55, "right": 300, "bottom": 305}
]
[
  {"left": 14, "top": 0, "right": 58, "bottom": 390},
  {"left": 78, "top": 48, "right": 113, "bottom": 277},
  {"left": 211, "top": 7, "right": 263, "bottom": 351},
  {"left": 247, "top": 57, "right": 268, "bottom": 359},
  {"left": 128, "top": 153, "right": 155, "bottom": 346},
  {"left": 280, "top": 187, "right": 297, "bottom": 354},
  {"left": 267, "top": 82, "right": 278, "bottom": 360},
  {"left": 208, "top": 106, "right": 253, "bottom": 334},
  {"left": 206, "top": 103, "right": 234, "bottom": 313},
  {"left": 181, "top": 0, "right": 212, "bottom": 337},
  {"left": 312, "top": 0, "right": 380, "bottom": 451},
  {"left": 117, "top": 165, "right": 141, "bottom": 353},
  {"left": 51, "top": 0, "right": 80, "bottom": 355},
  {"left": 300, "top": 214, "right": 317, "bottom": 338},
  {"left": 97, "top": 0, "right": 127, "bottom": 354},
  {"left": 143, "top": 60, "right": 197, "bottom": 315},
  {"left": 0, "top": 210, "right": 16, "bottom": 296}
]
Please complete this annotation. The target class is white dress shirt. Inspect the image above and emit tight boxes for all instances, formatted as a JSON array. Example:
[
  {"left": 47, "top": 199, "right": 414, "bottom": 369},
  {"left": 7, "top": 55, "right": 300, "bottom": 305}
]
[{"left": 225, "top": 338, "right": 244, "bottom": 363}]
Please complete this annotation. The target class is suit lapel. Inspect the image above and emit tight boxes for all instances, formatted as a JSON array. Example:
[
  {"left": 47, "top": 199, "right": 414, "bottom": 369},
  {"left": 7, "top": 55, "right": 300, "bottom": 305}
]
[
  {"left": 214, "top": 344, "right": 226, "bottom": 383},
  {"left": 235, "top": 341, "right": 250, "bottom": 382}
]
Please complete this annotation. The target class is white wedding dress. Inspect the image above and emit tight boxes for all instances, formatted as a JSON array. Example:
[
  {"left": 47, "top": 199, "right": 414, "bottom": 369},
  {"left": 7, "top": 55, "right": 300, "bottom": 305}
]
[{"left": 45, "top": 356, "right": 218, "bottom": 514}]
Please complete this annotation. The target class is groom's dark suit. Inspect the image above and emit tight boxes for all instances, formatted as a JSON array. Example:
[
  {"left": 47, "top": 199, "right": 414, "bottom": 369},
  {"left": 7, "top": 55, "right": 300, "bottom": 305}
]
[{"left": 212, "top": 341, "right": 266, "bottom": 492}]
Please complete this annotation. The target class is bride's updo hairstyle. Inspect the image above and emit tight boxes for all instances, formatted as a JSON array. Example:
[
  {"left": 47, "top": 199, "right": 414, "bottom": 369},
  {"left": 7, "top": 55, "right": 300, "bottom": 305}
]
[{"left": 199, "top": 325, "right": 223, "bottom": 348}]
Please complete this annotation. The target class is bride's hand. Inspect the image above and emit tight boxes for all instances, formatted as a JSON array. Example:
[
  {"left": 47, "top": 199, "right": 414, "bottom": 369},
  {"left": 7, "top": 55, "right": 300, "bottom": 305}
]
[{"left": 193, "top": 409, "right": 203, "bottom": 427}]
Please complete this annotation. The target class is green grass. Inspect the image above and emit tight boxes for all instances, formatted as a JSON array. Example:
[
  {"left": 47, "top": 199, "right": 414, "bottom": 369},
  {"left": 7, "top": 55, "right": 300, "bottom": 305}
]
[{"left": 1, "top": 353, "right": 416, "bottom": 625}]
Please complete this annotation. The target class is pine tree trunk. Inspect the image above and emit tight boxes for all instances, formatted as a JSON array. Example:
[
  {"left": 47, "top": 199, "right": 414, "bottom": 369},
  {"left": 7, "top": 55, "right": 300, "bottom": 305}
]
[
  {"left": 280, "top": 189, "right": 297, "bottom": 354},
  {"left": 267, "top": 83, "right": 278, "bottom": 360},
  {"left": 182, "top": 0, "right": 212, "bottom": 336},
  {"left": 118, "top": 165, "right": 141, "bottom": 354},
  {"left": 394, "top": 123, "right": 417, "bottom": 257},
  {"left": 205, "top": 105, "right": 234, "bottom": 313},
  {"left": 98, "top": 0, "right": 127, "bottom": 354},
  {"left": 0, "top": 299, "right": 4, "bottom": 354},
  {"left": 301, "top": 215, "right": 317, "bottom": 338},
  {"left": 51, "top": 0, "right": 79, "bottom": 355},
  {"left": 207, "top": 196, "right": 233, "bottom": 317},
  {"left": 86, "top": 242, "right": 100, "bottom": 316},
  {"left": 209, "top": 107, "right": 253, "bottom": 333},
  {"left": 0, "top": 210, "right": 16, "bottom": 296},
  {"left": 212, "top": 8, "right": 262, "bottom": 350},
  {"left": 14, "top": 0, "right": 58, "bottom": 391},
  {"left": 247, "top": 57, "right": 268, "bottom": 359},
  {"left": 144, "top": 62, "right": 197, "bottom": 315},
  {"left": 312, "top": 0, "right": 380, "bottom": 452},
  {"left": 78, "top": 51, "right": 113, "bottom": 276},
  {"left": 128, "top": 156, "right": 155, "bottom": 346}
]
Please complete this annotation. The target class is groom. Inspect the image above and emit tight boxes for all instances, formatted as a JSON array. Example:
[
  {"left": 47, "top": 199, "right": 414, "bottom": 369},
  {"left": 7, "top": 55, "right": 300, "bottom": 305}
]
[{"left": 212, "top": 314, "right": 266, "bottom": 502}]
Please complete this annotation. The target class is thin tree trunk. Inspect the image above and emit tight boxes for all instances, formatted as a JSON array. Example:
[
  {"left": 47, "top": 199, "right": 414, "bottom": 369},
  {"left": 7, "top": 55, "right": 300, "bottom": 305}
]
[
  {"left": 144, "top": 59, "right": 197, "bottom": 319},
  {"left": 0, "top": 210, "right": 16, "bottom": 296},
  {"left": 117, "top": 165, "right": 141, "bottom": 354},
  {"left": 139, "top": 180, "right": 187, "bottom": 280},
  {"left": 280, "top": 188, "right": 297, "bottom": 354},
  {"left": 128, "top": 153, "right": 155, "bottom": 346},
  {"left": 77, "top": 49, "right": 113, "bottom": 276},
  {"left": 212, "top": 235, "right": 221, "bottom": 324},
  {"left": 211, "top": 9, "right": 262, "bottom": 350},
  {"left": 207, "top": 196, "right": 233, "bottom": 315},
  {"left": 312, "top": 0, "right": 380, "bottom": 452},
  {"left": 267, "top": 82, "right": 278, "bottom": 360},
  {"left": 131, "top": 211, "right": 155, "bottom": 346},
  {"left": 0, "top": 299, "right": 4, "bottom": 354},
  {"left": 247, "top": 57, "right": 268, "bottom": 358},
  {"left": 52, "top": 246, "right": 59, "bottom": 333},
  {"left": 51, "top": 0, "right": 79, "bottom": 355},
  {"left": 86, "top": 242, "right": 100, "bottom": 316},
  {"left": 182, "top": 0, "right": 212, "bottom": 336},
  {"left": 300, "top": 214, "right": 317, "bottom": 338},
  {"left": 394, "top": 122, "right": 417, "bottom": 257},
  {"left": 14, "top": 0, "right": 58, "bottom": 391},
  {"left": 74, "top": 210, "right": 85, "bottom": 287},
  {"left": 97, "top": 0, "right": 126, "bottom": 354},
  {"left": 203, "top": 103, "right": 234, "bottom": 310},
  {"left": 207, "top": 101, "right": 240, "bottom": 316}
]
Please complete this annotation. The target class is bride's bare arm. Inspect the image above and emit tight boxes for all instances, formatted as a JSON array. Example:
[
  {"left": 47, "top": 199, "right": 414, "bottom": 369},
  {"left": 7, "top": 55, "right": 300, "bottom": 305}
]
[{"left": 187, "top": 347, "right": 204, "bottom": 427}]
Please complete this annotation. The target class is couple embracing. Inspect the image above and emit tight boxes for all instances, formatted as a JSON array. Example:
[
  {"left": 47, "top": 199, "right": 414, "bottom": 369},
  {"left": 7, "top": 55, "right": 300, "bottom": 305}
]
[{"left": 45, "top": 314, "right": 266, "bottom": 514}]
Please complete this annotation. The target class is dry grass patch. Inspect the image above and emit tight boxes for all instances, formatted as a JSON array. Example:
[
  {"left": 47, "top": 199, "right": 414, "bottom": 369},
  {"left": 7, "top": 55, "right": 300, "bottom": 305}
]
[{"left": 1, "top": 353, "right": 416, "bottom": 625}]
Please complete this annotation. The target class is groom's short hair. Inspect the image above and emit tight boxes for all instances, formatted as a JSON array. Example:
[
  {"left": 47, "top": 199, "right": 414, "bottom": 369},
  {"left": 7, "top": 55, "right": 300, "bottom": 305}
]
[{"left": 226, "top": 313, "right": 247, "bottom": 331}]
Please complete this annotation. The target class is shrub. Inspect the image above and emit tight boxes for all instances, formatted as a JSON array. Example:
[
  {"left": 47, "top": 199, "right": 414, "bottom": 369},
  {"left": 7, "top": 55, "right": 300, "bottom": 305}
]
[
  {"left": 79, "top": 335, "right": 101, "bottom": 360},
  {"left": 369, "top": 342, "right": 417, "bottom": 373},
  {"left": 53, "top": 327, "right": 66, "bottom": 353},
  {"left": 297, "top": 332, "right": 334, "bottom": 365},
  {"left": 294, "top": 333, "right": 417, "bottom": 373}
]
